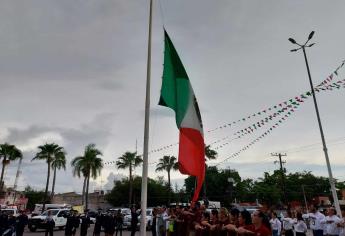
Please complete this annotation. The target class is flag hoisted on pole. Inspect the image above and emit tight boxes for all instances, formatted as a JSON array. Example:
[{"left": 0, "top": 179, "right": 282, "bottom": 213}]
[
  {"left": 140, "top": 0, "right": 153, "bottom": 234},
  {"left": 159, "top": 30, "right": 205, "bottom": 202}
]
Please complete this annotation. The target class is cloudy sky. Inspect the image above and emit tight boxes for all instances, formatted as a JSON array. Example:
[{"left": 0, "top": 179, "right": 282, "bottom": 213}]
[{"left": 1, "top": 0, "right": 345, "bottom": 194}]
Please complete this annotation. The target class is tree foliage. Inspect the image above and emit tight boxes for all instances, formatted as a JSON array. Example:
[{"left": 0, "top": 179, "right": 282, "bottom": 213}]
[
  {"left": 0, "top": 143, "right": 22, "bottom": 191},
  {"left": 32, "top": 143, "right": 65, "bottom": 210},
  {"left": 184, "top": 167, "right": 344, "bottom": 206},
  {"left": 71, "top": 144, "right": 103, "bottom": 209},
  {"left": 23, "top": 186, "right": 46, "bottom": 211},
  {"left": 116, "top": 151, "right": 142, "bottom": 206},
  {"left": 106, "top": 176, "right": 171, "bottom": 207}
]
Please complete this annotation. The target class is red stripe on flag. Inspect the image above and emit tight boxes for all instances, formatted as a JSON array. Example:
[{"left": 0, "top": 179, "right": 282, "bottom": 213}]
[{"left": 179, "top": 128, "right": 205, "bottom": 202}]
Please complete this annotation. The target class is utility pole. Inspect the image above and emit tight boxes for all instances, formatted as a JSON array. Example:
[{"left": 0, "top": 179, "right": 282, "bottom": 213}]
[
  {"left": 271, "top": 153, "right": 288, "bottom": 207},
  {"left": 289, "top": 31, "right": 341, "bottom": 216},
  {"left": 301, "top": 185, "right": 309, "bottom": 213}
]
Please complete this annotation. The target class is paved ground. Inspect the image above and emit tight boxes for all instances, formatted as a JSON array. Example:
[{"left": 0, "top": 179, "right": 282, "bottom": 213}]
[{"left": 24, "top": 225, "right": 153, "bottom": 236}]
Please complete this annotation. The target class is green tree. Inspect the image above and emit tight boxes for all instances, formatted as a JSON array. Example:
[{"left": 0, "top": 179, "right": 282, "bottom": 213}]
[
  {"left": 32, "top": 143, "right": 64, "bottom": 211},
  {"left": 71, "top": 144, "right": 103, "bottom": 209},
  {"left": 116, "top": 151, "right": 142, "bottom": 206},
  {"left": 203, "top": 145, "right": 218, "bottom": 198},
  {"left": 23, "top": 186, "right": 46, "bottom": 211},
  {"left": 106, "top": 176, "right": 171, "bottom": 207},
  {"left": 185, "top": 166, "right": 241, "bottom": 205},
  {"left": 50, "top": 151, "right": 67, "bottom": 198},
  {"left": 205, "top": 145, "right": 217, "bottom": 161},
  {"left": 155, "top": 155, "right": 179, "bottom": 203},
  {"left": 0, "top": 143, "right": 22, "bottom": 192}
]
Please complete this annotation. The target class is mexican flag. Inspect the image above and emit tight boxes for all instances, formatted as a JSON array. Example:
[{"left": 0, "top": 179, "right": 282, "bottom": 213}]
[{"left": 159, "top": 30, "right": 205, "bottom": 202}]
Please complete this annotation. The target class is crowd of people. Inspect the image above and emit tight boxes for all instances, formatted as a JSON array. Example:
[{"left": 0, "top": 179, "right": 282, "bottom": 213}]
[
  {"left": 1, "top": 204, "right": 345, "bottom": 236},
  {"left": 147, "top": 203, "right": 345, "bottom": 236}
]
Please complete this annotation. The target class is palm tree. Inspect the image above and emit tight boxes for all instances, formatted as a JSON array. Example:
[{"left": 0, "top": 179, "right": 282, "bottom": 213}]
[
  {"left": 155, "top": 155, "right": 179, "bottom": 203},
  {"left": 71, "top": 144, "right": 103, "bottom": 209},
  {"left": 116, "top": 151, "right": 142, "bottom": 206},
  {"left": 32, "top": 143, "right": 64, "bottom": 211},
  {"left": 0, "top": 143, "right": 22, "bottom": 192},
  {"left": 50, "top": 151, "right": 67, "bottom": 198},
  {"left": 71, "top": 160, "right": 88, "bottom": 205}
]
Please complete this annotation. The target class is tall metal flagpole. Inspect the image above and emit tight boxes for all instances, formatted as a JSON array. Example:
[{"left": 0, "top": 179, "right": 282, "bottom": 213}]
[
  {"left": 140, "top": 0, "right": 153, "bottom": 234},
  {"left": 289, "top": 32, "right": 341, "bottom": 215}
]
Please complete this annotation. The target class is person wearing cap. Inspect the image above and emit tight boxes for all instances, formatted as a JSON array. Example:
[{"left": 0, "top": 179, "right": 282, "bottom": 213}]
[
  {"left": 130, "top": 206, "right": 140, "bottom": 236},
  {"left": 321, "top": 207, "right": 342, "bottom": 236},
  {"left": 115, "top": 209, "right": 124, "bottom": 236},
  {"left": 80, "top": 209, "right": 91, "bottom": 236},
  {"left": 16, "top": 210, "right": 28, "bottom": 236},
  {"left": 45, "top": 210, "right": 55, "bottom": 236},
  {"left": 65, "top": 210, "right": 78, "bottom": 236},
  {"left": 71, "top": 211, "right": 80, "bottom": 236},
  {"left": 93, "top": 208, "right": 103, "bottom": 236}
]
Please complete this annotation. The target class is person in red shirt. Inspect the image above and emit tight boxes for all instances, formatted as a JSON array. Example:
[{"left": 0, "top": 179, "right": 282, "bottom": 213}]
[
  {"left": 218, "top": 207, "right": 230, "bottom": 236},
  {"left": 224, "top": 208, "right": 241, "bottom": 236},
  {"left": 209, "top": 209, "right": 219, "bottom": 236},
  {"left": 237, "top": 210, "right": 271, "bottom": 236}
]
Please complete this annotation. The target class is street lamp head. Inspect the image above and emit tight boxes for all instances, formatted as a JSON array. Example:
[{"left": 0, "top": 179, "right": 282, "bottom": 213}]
[
  {"left": 288, "top": 38, "right": 297, "bottom": 44},
  {"left": 308, "top": 43, "right": 315, "bottom": 47},
  {"left": 308, "top": 31, "right": 315, "bottom": 40},
  {"left": 290, "top": 49, "right": 298, "bottom": 52}
]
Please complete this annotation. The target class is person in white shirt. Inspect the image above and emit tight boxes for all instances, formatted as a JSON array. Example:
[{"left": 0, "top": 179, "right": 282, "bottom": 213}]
[
  {"left": 270, "top": 212, "right": 282, "bottom": 236},
  {"left": 282, "top": 211, "right": 294, "bottom": 236},
  {"left": 321, "top": 207, "right": 341, "bottom": 236},
  {"left": 337, "top": 209, "right": 345, "bottom": 236},
  {"left": 295, "top": 212, "right": 308, "bottom": 236},
  {"left": 303, "top": 205, "right": 326, "bottom": 236}
]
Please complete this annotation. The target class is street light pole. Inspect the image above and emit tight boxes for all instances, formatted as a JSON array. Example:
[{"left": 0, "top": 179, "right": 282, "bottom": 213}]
[{"left": 289, "top": 32, "right": 341, "bottom": 216}]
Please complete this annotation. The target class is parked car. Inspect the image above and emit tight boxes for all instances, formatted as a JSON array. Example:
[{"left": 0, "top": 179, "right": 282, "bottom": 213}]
[
  {"left": 28, "top": 209, "right": 70, "bottom": 232},
  {"left": 124, "top": 209, "right": 153, "bottom": 230},
  {"left": 0, "top": 208, "right": 19, "bottom": 217},
  {"left": 108, "top": 208, "right": 131, "bottom": 216},
  {"left": 32, "top": 203, "right": 71, "bottom": 215}
]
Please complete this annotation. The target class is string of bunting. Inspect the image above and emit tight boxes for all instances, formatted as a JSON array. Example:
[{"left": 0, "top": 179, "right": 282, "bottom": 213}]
[
  {"left": 206, "top": 60, "right": 345, "bottom": 133},
  {"left": 212, "top": 77, "right": 345, "bottom": 166},
  {"left": 212, "top": 77, "right": 345, "bottom": 151}
]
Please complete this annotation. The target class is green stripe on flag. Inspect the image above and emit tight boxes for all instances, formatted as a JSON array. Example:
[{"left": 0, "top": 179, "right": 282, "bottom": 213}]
[{"left": 159, "top": 30, "right": 190, "bottom": 128}]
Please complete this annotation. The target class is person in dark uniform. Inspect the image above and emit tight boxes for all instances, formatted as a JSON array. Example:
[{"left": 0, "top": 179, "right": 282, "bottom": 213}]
[
  {"left": 103, "top": 212, "right": 114, "bottom": 236},
  {"left": 0, "top": 211, "right": 9, "bottom": 236},
  {"left": 130, "top": 207, "right": 140, "bottom": 236},
  {"left": 115, "top": 209, "right": 124, "bottom": 236},
  {"left": 65, "top": 210, "right": 77, "bottom": 236},
  {"left": 6, "top": 213, "right": 16, "bottom": 236},
  {"left": 72, "top": 211, "right": 80, "bottom": 236},
  {"left": 45, "top": 211, "right": 55, "bottom": 236},
  {"left": 151, "top": 208, "right": 157, "bottom": 236},
  {"left": 93, "top": 209, "right": 103, "bottom": 236},
  {"left": 16, "top": 210, "right": 28, "bottom": 236},
  {"left": 80, "top": 210, "right": 91, "bottom": 236}
]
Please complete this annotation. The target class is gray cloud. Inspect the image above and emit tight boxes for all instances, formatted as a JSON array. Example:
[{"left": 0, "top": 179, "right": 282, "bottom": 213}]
[
  {"left": 0, "top": 0, "right": 345, "bottom": 193},
  {"left": 103, "top": 172, "right": 126, "bottom": 191}
]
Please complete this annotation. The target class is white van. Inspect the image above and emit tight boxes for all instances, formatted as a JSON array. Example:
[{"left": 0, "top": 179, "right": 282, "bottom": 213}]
[
  {"left": 28, "top": 209, "right": 70, "bottom": 232},
  {"left": 33, "top": 204, "right": 71, "bottom": 215}
]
